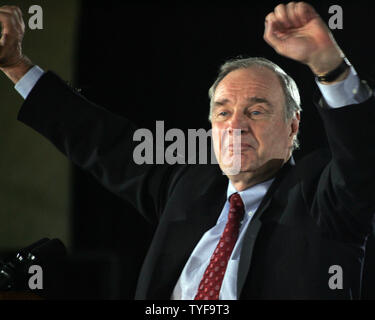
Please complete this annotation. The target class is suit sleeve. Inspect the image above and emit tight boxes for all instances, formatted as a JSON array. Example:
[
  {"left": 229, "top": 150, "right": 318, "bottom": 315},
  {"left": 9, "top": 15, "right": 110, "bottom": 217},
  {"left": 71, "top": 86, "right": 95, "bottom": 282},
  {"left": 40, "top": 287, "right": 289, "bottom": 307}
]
[
  {"left": 311, "top": 84, "right": 375, "bottom": 241},
  {"left": 17, "top": 71, "right": 185, "bottom": 225}
]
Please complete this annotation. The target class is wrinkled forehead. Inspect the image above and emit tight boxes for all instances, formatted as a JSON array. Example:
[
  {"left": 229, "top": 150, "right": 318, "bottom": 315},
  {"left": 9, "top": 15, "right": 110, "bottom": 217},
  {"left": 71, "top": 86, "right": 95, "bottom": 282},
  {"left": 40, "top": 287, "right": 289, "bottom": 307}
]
[{"left": 214, "top": 66, "right": 285, "bottom": 106}]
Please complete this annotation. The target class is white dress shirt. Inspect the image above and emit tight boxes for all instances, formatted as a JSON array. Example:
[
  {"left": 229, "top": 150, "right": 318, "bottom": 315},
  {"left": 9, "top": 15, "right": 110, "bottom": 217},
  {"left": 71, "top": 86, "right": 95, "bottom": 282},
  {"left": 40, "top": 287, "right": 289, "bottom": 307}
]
[{"left": 171, "top": 178, "right": 274, "bottom": 299}]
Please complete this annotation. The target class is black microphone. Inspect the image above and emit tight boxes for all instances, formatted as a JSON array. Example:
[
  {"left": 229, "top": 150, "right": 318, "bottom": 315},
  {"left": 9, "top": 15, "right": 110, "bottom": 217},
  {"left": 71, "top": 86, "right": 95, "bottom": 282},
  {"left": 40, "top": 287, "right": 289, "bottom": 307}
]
[{"left": 0, "top": 238, "right": 67, "bottom": 291}]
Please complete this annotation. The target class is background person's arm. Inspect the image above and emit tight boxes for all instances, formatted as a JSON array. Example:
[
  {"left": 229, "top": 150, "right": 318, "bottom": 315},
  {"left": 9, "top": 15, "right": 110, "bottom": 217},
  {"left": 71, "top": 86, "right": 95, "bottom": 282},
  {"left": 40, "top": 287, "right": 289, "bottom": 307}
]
[{"left": 0, "top": 5, "right": 180, "bottom": 226}]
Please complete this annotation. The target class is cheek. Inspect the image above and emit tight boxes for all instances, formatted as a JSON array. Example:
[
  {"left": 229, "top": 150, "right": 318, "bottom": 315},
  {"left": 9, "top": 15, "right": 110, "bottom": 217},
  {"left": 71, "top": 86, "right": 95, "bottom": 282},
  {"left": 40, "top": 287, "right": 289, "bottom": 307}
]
[
  {"left": 211, "top": 125, "right": 240, "bottom": 165},
  {"left": 257, "top": 123, "right": 290, "bottom": 152},
  {"left": 211, "top": 125, "right": 224, "bottom": 156}
]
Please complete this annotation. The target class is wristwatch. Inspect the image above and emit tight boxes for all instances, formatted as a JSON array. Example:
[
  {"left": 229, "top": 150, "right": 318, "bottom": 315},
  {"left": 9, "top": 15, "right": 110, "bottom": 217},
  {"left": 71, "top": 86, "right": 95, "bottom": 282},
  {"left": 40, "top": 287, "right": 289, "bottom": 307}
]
[{"left": 316, "top": 57, "right": 351, "bottom": 83}]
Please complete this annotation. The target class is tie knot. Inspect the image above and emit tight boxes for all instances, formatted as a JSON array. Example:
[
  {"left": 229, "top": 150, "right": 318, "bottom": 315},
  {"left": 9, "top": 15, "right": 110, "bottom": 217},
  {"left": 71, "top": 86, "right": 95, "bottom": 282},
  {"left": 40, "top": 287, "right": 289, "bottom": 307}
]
[{"left": 229, "top": 193, "right": 244, "bottom": 220}]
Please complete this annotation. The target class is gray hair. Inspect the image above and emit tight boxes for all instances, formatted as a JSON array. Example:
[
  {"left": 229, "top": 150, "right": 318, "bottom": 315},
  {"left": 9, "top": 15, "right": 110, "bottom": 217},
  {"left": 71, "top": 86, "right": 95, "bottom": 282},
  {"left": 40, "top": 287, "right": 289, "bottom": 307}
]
[{"left": 208, "top": 57, "right": 302, "bottom": 151}]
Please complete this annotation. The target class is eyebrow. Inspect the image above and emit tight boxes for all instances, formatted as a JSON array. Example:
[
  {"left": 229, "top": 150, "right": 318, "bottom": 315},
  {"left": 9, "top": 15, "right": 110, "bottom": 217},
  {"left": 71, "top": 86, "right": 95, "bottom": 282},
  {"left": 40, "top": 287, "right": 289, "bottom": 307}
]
[{"left": 213, "top": 96, "right": 274, "bottom": 109}]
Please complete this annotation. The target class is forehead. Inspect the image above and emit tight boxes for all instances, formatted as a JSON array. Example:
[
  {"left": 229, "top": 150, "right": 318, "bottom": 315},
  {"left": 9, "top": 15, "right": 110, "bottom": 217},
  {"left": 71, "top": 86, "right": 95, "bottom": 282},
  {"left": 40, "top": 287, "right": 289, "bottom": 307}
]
[{"left": 214, "top": 66, "right": 284, "bottom": 104}]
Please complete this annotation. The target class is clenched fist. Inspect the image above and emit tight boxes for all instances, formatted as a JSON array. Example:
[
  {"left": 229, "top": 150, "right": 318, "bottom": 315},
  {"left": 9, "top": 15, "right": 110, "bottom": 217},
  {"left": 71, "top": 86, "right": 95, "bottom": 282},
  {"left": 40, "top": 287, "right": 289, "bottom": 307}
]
[
  {"left": 264, "top": 2, "right": 345, "bottom": 77},
  {"left": 0, "top": 5, "right": 33, "bottom": 83}
]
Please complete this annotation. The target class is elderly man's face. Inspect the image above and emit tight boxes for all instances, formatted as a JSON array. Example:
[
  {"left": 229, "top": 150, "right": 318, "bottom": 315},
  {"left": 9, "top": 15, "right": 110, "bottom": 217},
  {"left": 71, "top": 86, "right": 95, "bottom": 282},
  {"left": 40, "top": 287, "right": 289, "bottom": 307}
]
[{"left": 211, "top": 66, "right": 299, "bottom": 180}]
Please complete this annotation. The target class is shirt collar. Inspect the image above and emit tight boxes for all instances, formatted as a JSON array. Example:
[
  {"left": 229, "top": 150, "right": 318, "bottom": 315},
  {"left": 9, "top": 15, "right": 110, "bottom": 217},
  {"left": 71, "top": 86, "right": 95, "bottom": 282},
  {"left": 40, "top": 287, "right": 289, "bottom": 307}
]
[
  {"left": 218, "top": 156, "right": 295, "bottom": 223},
  {"left": 226, "top": 178, "right": 275, "bottom": 216}
]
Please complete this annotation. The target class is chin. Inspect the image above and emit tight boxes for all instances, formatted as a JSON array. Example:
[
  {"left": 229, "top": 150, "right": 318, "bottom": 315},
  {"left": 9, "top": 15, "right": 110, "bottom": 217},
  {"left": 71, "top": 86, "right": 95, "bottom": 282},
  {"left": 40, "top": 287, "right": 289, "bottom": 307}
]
[{"left": 218, "top": 154, "right": 259, "bottom": 175}]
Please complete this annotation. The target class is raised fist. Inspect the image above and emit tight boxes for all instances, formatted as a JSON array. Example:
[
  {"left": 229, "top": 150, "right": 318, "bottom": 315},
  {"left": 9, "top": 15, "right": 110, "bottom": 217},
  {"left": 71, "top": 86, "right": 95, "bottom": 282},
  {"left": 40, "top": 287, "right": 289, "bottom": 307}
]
[
  {"left": 0, "top": 5, "right": 33, "bottom": 83},
  {"left": 264, "top": 2, "right": 344, "bottom": 75},
  {"left": 0, "top": 5, "right": 27, "bottom": 68}
]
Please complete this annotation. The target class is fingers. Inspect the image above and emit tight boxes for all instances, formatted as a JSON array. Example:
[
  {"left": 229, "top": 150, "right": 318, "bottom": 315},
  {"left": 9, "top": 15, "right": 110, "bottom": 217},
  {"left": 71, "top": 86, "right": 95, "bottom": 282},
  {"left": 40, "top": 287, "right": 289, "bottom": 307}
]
[
  {"left": 263, "top": 1, "right": 320, "bottom": 49},
  {"left": 0, "top": 6, "right": 24, "bottom": 51},
  {"left": 294, "top": 2, "right": 318, "bottom": 24},
  {"left": 0, "top": 5, "right": 23, "bottom": 27},
  {"left": 0, "top": 6, "right": 21, "bottom": 21},
  {"left": 264, "top": 13, "right": 284, "bottom": 50},
  {"left": 0, "top": 6, "right": 24, "bottom": 38},
  {"left": 0, "top": 12, "right": 15, "bottom": 41},
  {"left": 274, "top": 3, "right": 293, "bottom": 29},
  {"left": 286, "top": 2, "right": 303, "bottom": 28},
  {"left": 267, "top": 2, "right": 318, "bottom": 31}
]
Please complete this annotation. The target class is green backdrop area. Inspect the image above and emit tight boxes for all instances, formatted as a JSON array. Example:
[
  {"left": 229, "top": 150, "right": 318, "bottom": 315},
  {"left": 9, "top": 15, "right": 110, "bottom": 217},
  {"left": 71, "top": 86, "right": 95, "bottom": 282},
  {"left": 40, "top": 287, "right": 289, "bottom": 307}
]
[{"left": 0, "top": 0, "right": 80, "bottom": 251}]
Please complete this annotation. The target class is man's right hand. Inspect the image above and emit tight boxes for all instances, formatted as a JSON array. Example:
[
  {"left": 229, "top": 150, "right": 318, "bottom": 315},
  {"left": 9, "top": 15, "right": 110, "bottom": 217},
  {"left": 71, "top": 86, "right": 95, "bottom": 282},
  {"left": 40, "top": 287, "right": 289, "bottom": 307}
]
[{"left": 0, "top": 5, "right": 33, "bottom": 84}]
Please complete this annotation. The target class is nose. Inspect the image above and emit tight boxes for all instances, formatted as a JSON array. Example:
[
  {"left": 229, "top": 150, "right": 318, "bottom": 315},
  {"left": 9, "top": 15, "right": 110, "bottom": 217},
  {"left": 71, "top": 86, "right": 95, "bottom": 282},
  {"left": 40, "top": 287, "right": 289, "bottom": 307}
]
[{"left": 227, "top": 110, "right": 249, "bottom": 134}]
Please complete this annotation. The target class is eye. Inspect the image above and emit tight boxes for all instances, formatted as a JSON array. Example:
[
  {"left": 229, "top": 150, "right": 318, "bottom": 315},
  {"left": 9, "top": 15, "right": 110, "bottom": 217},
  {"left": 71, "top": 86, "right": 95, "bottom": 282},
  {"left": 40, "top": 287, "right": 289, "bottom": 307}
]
[
  {"left": 216, "top": 111, "right": 229, "bottom": 118},
  {"left": 248, "top": 107, "right": 267, "bottom": 118}
]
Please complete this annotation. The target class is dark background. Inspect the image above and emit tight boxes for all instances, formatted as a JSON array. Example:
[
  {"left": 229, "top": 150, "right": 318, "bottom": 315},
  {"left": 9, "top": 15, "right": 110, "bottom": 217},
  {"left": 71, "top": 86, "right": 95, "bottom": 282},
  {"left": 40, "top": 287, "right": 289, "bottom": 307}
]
[{"left": 8, "top": 0, "right": 375, "bottom": 299}]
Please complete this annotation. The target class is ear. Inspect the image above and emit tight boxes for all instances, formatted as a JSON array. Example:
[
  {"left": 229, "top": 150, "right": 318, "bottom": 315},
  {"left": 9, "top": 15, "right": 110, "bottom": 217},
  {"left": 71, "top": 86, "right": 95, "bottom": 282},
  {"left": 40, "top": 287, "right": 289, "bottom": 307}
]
[{"left": 289, "top": 112, "right": 300, "bottom": 144}]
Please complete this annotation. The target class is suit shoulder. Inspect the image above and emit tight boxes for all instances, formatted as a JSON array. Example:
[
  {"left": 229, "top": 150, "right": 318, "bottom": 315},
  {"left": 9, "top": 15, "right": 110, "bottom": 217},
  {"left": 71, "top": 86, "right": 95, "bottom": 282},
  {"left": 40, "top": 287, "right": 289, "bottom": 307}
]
[{"left": 294, "top": 148, "right": 331, "bottom": 176}]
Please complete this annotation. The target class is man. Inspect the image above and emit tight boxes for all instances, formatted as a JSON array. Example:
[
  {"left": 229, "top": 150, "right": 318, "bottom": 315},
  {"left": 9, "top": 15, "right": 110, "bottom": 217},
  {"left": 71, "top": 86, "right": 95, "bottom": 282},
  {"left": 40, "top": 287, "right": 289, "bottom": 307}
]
[{"left": 0, "top": 2, "right": 374, "bottom": 299}]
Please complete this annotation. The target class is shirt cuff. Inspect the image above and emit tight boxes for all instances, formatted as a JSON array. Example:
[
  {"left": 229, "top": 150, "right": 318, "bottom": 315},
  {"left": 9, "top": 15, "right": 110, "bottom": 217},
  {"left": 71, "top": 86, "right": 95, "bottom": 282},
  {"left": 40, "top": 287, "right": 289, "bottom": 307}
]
[
  {"left": 315, "top": 66, "right": 372, "bottom": 108},
  {"left": 14, "top": 65, "right": 45, "bottom": 99}
]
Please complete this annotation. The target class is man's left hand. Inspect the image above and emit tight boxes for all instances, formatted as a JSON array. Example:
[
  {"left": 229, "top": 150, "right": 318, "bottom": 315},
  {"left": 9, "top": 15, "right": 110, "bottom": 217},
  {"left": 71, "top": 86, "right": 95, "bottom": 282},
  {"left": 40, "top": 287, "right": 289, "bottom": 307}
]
[{"left": 264, "top": 2, "right": 345, "bottom": 76}]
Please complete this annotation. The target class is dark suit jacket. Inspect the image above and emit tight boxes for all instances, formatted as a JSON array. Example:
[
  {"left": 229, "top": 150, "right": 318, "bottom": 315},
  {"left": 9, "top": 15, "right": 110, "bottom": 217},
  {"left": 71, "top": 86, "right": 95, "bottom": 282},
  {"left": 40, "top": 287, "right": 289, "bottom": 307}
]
[{"left": 17, "top": 71, "right": 375, "bottom": 299}]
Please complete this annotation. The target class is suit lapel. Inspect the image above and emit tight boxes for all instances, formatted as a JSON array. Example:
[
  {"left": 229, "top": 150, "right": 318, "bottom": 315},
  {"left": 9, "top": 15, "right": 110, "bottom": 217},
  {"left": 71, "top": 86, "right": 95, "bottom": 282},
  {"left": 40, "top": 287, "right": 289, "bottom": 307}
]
[
  {"left": 237, "top": 158, "right": 295, "bottom": 297},
  {"left": 149, "top": 166, "right": 228, "bottom": 298}
]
